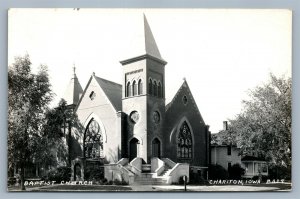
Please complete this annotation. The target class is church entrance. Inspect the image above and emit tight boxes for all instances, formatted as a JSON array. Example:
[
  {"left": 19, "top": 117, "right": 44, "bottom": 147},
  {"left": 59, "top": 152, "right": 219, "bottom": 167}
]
[
  {"left": 129, "top": 138, "right": 139, "bottom": 161},
  {"left": 74, "top": 163, "right": 81, "bottom": 181},
  {"left": 152, "top": 138, "right": 161, "bottom": 158}
]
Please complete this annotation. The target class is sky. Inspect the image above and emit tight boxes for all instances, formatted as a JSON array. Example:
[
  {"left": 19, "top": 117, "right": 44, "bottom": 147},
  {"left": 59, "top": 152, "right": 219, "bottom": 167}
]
[{"left": 8, "top": 9, "right": 291, "bottom": 133}]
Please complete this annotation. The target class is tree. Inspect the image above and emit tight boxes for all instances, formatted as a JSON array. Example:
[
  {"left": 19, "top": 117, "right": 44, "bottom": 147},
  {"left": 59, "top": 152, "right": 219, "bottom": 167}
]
[
  {"left": 43, "top": 99, "right": 83, "bottom": 167},
  {"left": 229, "top": 74, "right": 291, "bottom": 167},
  {"left": 8, "top": 55, "right": 53, "bottom": 190}
]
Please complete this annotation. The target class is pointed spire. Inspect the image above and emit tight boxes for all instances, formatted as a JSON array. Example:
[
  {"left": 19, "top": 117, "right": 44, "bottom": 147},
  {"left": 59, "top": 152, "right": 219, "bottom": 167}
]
[
  {"left": 120, "top": 14, "right": 166, "bottom": 64},
  {"left": 73, "top": 63, "right": 76, "bottom": 78},
  {"left": 63, "top": 66, "right": 83, "bottom": 106},
  {"left": 143, "top": 14, "right": 163, "bottom": 60}
]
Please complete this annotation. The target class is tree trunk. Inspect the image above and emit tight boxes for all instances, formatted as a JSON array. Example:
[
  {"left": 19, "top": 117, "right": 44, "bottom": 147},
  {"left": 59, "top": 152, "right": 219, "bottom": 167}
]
[
  {"left": 68, "top": 122, "right": 71, "bottom": 166},
  {"left": 20, "top": 165, "right": 26, "bottom": 191}
]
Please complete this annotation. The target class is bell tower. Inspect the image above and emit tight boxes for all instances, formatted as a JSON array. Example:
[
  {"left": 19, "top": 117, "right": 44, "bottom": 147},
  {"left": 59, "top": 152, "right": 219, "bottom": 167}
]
[{"left": 120, "top": 14, "right": 167, "bottom": 163}]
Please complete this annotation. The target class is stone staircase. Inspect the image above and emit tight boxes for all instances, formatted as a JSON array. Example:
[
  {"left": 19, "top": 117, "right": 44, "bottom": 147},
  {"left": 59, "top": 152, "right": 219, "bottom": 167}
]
[
  {"left": 159, "top": 164, "right": 172, "bottom": 177},
  {"left": 134, "top": 173, "right": 168, "bottom": 185},
  {"left": 132, "top": 164, "right": 173, "bottom": 185}
]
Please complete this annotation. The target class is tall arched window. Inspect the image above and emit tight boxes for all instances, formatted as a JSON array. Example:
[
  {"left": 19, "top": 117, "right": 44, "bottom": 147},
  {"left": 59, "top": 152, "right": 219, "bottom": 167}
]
[
  {"left": 138, "top": 79, "right": 143, "bottom": 95},
  {"left": 177, "top": 121, "right": 193, "bottom": 159},
  {"left": 132, "top": 80, "right": 137, "bottom": 96},
  {"left": 84, "top": 119, "right": 103, "bottom": 159},
  {"left": 126, "top": 82, "right": 131, "bottom": 97},
  {"left": 158, "top": 82, "right": 162, "bottom": 98},
  {"left": 149, "top": 79, "right": 153, "bottom": 95},
  {"left": 153, "top": 81, "right": 157, "bottom": 97}
]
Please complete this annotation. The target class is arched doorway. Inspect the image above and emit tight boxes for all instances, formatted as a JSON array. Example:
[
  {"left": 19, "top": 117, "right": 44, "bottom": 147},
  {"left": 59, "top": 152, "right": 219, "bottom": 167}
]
[
  {"left": 129, "top": 138, "right": 139, "bottom": 161},
  {"left": 152, "top": 138, "right": 161, "bottom": 158},
  {"left": 74, "top": 163, "right": 81, "bottom": 181}
]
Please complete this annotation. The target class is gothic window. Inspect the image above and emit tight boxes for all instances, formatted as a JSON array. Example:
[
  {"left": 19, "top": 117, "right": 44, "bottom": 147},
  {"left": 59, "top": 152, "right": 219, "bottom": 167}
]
[
  {"left": 126, "top": 81, "right": 131, "bottom": 97},
  {"left": 177, "top": 121, "right": 193, "bottom": 159},
  {"left": 89, "top": 91, "right": 96, "bottom": 100},
  {"left": 158, "top": 82, "right": 162, "bottom": 98},
  {"left": 132, "top": 80, "right": 137, "bottom": 96},
  {"left": 84, "top": 119, "right": 103, "bottom": 159},
  {"left": 153, "top": 81, "right": 157, "bottom": 97},
  {"left": 138, "top": 79, "right": 143, "bottom": 95},
  {"left": 149, "top": 79, "right": 153, "bottom": 95}
]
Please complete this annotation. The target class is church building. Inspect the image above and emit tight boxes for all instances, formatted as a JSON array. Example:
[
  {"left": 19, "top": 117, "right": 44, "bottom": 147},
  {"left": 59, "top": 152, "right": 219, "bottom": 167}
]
[{"left": 63, "top": 15, "right": 211, "bottom": 185}]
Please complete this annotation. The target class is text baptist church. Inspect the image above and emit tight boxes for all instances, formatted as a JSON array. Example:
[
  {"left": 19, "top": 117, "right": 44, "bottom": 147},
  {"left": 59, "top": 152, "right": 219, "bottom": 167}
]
[{"left": 62, "top": 15, "right": 211, "bottom": 185}]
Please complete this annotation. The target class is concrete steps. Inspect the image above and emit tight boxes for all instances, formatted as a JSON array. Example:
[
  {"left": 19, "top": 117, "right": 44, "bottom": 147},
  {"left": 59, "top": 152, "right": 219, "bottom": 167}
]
[{"left": 134, "top": 173, "right": 168, "bottom": 185}]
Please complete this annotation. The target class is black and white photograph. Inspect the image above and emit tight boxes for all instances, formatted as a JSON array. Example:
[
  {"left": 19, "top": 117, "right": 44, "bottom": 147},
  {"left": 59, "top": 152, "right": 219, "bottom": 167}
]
[{"left": 7, "top": 8, "right": 292, "bottom": 192}]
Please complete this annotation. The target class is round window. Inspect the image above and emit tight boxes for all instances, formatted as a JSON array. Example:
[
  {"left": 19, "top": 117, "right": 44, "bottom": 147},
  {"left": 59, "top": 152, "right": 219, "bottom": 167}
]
[{"left": 130, "top": 111, "right": 139, "bottom": 123}]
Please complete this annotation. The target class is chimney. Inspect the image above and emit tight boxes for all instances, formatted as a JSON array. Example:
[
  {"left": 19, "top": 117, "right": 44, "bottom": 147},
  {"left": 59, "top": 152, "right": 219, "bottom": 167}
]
[{"left": 223, "top": 121, "right": 228, "bottom": 131}]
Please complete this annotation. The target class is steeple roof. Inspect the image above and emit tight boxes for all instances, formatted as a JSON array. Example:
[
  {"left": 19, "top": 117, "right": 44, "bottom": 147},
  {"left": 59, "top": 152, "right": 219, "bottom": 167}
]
[
  {"left": 120, "top": 14, "right": 166, "bottom": 64},
  {"left": 63, "top": 66, "right": 83, "bottom": 106}
]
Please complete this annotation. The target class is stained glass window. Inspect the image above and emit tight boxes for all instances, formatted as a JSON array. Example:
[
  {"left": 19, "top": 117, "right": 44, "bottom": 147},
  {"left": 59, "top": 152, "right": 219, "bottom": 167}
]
[
  {"left": 177, "top": 121, "right": 193, "bottom": 159},
  {"left": 84, "top": 119, "right": 103, "bottom": 159}
]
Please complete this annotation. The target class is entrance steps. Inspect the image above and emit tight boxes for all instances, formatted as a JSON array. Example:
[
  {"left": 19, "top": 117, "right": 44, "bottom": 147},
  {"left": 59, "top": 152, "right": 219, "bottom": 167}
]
[{"left": 134, "top": 173, "right": 168, "bottom": 185}]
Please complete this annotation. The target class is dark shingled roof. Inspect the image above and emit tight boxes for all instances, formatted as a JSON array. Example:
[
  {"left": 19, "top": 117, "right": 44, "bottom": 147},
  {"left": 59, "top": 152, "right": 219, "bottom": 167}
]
[
  {"left": 242, "top": 155, "right": 266, "bottom": 162},
  {"left": 94, "top": 76, "right": 122, "bottom": 111}
]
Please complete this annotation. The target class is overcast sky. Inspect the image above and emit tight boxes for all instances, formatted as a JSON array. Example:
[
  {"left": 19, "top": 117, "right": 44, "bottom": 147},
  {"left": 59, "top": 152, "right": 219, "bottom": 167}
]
[{"left": 8, "top": 9, "right": 291, "bottom": 133}]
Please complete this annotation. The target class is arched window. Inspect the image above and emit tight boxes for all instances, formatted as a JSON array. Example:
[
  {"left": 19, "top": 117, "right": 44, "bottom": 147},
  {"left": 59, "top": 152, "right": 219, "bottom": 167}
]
[
  {"left": 84, "top": 119, "right": 103, "bottom": 159},
  {"left": 158, "top": 82, "right": 162, "bottom": 98},
  {"left": 138, "top": 79, "right": 143, "bottom": 95},
  {"left": 149, "top": 79, "right": 153, "bottom": 95},
  {"left": 177, "top": 121, "right": 193, "bottom": 159},
  {"left": 126, "top": 82, "right": 131, "bottom": 97},
  {"left": 132, "top": 80, "right": 137, "bottom": 96},
  {"left": 153, "top": 81, "right": 157, "bottom": 97}
]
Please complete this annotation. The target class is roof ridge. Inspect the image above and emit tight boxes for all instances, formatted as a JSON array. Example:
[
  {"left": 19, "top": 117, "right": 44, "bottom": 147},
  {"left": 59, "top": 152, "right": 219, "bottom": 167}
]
[{"left": 95, "top": 76, "right": 122, "bottom": 87}]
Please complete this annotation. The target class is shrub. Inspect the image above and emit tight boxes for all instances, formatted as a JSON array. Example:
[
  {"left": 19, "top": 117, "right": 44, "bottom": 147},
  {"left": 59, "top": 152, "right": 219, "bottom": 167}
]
[
  {"left": 44, "top": 166, "right": 71, "bottom": 182},
  {"left": 228, "top": 164, "right": 245, "bottom": 180},
  {"left": 209, "top": 164, "right": 229, "bottom": 180},
  {"left": 268, "top": 164, "right": 291, "bottom": 180},
  {"left": 84, "top": 164, "right": 104, "bottom": 181},
  {"left": 189, "top": 170, "right": 206, "bottom": 185}
]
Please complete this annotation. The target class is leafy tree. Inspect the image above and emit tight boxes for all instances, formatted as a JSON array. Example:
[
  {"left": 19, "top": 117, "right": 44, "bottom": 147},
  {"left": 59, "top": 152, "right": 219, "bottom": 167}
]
[
  {"left": 43, "top": 99, "right": 83, "bottom": 166},
  {"left": 8, "top": 55, "right": 53, "bottom": 190},
  {"left": 211, "top": 74, "right": 291, "bottom": 178}
]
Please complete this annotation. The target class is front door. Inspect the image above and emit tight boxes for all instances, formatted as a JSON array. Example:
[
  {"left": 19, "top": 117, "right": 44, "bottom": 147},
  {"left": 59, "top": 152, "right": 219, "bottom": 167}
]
[
  {"left": 152, "top": 138, "right": 160, "bottom": 158},
  {"left": 129, "top": 138, "right": 139, "bottom": 161}
]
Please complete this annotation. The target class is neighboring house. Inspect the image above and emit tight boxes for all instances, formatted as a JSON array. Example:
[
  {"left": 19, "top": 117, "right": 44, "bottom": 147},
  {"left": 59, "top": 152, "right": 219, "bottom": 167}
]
[
  {"left": 241, "top": 156, "right": 268, "bottom": 179},
  {"left": 62, "top": 15, "right": 210, "bottom": 185},
  {"left": 210, "top": 144, "right": 242, "bottom": 170}
]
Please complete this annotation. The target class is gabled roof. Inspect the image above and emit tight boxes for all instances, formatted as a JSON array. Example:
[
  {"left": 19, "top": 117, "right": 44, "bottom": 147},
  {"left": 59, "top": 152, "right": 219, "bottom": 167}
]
[
  {"left": 94, "top": 76, "right": 122, "bottom": 111},
  {"left": 120, "top": 14, "right": 166, "bottom": 64},
  {"left": 63, "top": 68, "right": 83, "bottom": 106},
  {"left": 165, "top": 79, "right": 205, "bottom": 123},
  {"left": 75, "top": 74, "right": 122, "bottom": 113}
]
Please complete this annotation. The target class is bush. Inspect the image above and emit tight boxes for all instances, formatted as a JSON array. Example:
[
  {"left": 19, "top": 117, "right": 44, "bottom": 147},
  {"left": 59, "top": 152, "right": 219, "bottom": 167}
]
[
  {"left": 113, "top": 178, "right": 128, "bottom": 185},
  {"left": 189, "top": 170, "right": 206, "bottom": 185},
  {"left": 7, "top": 177, "right": 17, "bottom": 186},
  {"left": 84, "top": 165, "right": 104, "bottom": 181},
  {"left": 268, "top": 164, "right": 291, "bottom": 180},
  {"left": 44, "top": 166, "right": 71, "bottom": 182},
  {"left": 228, "top": 164, "right": 245, "bottom": 180},
  {"left": 209, "top": 164, "right": 229, "bottom": 180}
]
